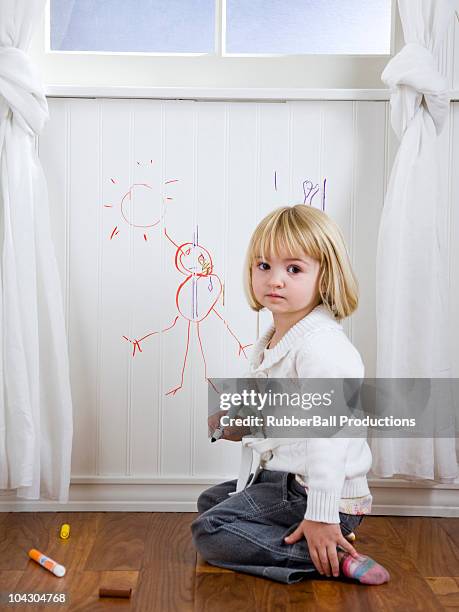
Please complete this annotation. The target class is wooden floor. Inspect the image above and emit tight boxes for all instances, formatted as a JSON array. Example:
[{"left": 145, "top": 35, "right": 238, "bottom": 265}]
[{"left": 0, "top": 512, "right": 458, "bottom": 611}]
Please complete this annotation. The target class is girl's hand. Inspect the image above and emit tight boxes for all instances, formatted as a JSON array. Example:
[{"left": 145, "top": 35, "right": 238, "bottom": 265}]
[
  {"left": 208, "top": 410, "right": 251, "bottom": 442},
  {"left": 284, "top": 519, "right": 359, "bottom": 577}
]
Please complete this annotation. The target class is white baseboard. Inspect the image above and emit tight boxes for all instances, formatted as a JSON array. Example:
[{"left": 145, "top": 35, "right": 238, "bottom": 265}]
[{"left": 0, "top": 476, "right": 458, "bottom": 516}]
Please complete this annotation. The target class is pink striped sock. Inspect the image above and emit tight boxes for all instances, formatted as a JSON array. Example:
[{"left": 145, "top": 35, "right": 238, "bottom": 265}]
[{"left": 340, "top": 553, "right": 390, "bottom": 585}]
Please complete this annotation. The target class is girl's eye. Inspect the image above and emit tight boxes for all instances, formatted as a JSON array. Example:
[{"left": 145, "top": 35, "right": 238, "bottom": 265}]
[
  {"left": 256, "top": 262, "right": 270, "bottom": 271},
  {"left": 287, "top": 265, "right": 301, "bottom": 273}
]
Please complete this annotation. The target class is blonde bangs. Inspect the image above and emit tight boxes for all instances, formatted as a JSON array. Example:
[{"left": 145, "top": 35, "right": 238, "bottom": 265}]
[{"left": 248, "top": 207, "right": 322, "bottom": 266}]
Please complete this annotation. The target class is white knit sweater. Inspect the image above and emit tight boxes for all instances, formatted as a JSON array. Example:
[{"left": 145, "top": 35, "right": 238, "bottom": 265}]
[{"left": 237, "top": 304, "right": 372, "bottom": 524}]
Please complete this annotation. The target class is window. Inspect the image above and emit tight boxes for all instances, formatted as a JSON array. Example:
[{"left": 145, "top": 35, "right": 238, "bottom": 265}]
[
  {"left": 50, "top": 0, "right": 216, "bottom": 54},
  {"left": 31, "top": 0, "right": 397, "bottom": 90},
  {"left": 50, "top": 0, "right": 391, "bottom": 55},
  {"left": 226, "top": 0, "right": 392, "bottom": 55}
]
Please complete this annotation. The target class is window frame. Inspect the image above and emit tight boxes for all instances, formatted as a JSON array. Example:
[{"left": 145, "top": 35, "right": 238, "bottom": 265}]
[{"left": 31, "top": 0, "right": 399, "bottom": 91}]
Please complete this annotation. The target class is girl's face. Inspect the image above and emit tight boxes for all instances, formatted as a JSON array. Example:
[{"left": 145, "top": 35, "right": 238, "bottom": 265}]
[{"left": 251, "top": 249, "right": 321, "bottom": 317}]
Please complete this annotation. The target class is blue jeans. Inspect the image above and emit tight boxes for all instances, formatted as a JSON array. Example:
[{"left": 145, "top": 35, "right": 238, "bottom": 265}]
[{"left": 191, "top": 469, "right": 364, "bottom": 584}]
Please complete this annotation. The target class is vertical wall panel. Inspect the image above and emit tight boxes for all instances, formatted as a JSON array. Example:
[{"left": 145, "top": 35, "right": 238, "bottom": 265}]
[
  {"left": 159, "top": 101, "right": 196, "bottom": 474},
  {"left": 290, "top": 101, "right": 323, "bottom": 207},
  {"left": 128, "top": 100, "right": 164, "bottom": 475},
  {"left": 191, "top": 102, "right": 228, "bottom": 475},
  {"left": 39, "top": 99, "right": 68, "bottom": 305},
  {"left": 352, "top": 102, "right": 386, "bottom": 376},
  {"left": 452, "top": 17, "right": 459, "bottom": 90},
  {"left": 321, "top": 102, "right": 354, "bottom": 244},
  {"left": 321, "top": 101, "right": 355, "bottom": 338},
  {"left": 258, "top": 102, "right": 291, "bottom": 210},
  {"left": 450, "top": 103, "right": 459, "bottom": 378},
  {"left": 98, "top": 99, "right": 132, "bottom": 474},
  {"left": 67, "top": 100, "right": 101, "bottom": 475},
  {"left": 224, "top": 103, "right": 260, "bottom": 379}
]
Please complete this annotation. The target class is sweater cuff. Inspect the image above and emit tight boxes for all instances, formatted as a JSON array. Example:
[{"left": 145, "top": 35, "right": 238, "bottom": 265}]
[
  {"left": 304, "top": 489, "right": 341, "bottom": 524},
  {"left": 341, "top": 476, "right": 370, "bottom": 498}
]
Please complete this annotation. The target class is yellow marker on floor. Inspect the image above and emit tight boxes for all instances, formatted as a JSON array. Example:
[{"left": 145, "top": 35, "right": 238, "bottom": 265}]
[{"left": 59, "top": 524, "right": 70, "bottom": 539}]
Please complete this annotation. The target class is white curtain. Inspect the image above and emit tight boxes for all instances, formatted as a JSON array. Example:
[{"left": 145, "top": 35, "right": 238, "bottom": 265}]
[
  {"left": 0, "top": 0, "right": 73, "bottom": 501},
  {"left": 372, "top": 0, "right": 457, "bottom": 481}
]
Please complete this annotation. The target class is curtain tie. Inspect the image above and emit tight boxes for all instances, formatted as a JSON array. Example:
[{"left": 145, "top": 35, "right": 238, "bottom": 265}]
[
  {"left": 381, "top": 42, "right": 449, "bottom": 138},
  {"left": 0, "top": 45, "right": 48, "bottom": 136}
]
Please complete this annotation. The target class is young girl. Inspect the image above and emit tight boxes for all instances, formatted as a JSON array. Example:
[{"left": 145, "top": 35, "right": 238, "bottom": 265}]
[{"left": 191, "top": 205, "right": 390, "bottom": 586}]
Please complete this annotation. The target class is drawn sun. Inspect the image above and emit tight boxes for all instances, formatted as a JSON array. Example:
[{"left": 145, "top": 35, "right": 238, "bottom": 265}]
[{"left": 104, "top": 162, "right": 178, "bottom": 241}]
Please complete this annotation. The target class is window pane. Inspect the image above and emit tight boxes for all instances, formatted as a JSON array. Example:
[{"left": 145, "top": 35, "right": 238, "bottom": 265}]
[
  {"left": 226, "top": 0, "right": 392, "bottom": 54},
  {"left": 50, "top": 0, "right": 215, "bottom": 53}
]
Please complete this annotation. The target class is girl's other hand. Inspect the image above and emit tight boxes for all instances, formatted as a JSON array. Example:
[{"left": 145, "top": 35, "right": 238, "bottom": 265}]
[
  {"left": 284, "top": 519, "right": 359, "bottom": 577},
  {"left": 208, "top": 410, "right": 251, "bottom": 442}
]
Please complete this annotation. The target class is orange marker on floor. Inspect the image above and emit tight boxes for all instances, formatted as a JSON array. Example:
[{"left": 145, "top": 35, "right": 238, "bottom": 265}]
[{"left": 28, "top": 549, "right": 66, "bottom": 577}]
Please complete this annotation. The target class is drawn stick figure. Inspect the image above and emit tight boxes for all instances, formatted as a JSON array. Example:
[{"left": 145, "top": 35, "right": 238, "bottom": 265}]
[
  {"left": 303, "top": 178, "right": 326, "bottom": 211},
  {"left": 273, "top": 171, "right": 326, "bottom": 210},
  {"left": 123, "top": 226, "right": 251, "bottom": 396}
]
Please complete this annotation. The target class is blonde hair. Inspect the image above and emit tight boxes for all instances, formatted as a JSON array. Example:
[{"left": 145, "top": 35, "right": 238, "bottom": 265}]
[{"left": 244, "top": 205, "right": 358, "bottom": 320}]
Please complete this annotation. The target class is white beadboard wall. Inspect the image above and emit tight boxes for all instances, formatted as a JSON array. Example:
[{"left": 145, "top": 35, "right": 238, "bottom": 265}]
[
  {"left": 40, "top": 96, "right": 390, "bottom": 473},
  {"left": 4, "top": 95, "right": 458, "bottom": 514}
]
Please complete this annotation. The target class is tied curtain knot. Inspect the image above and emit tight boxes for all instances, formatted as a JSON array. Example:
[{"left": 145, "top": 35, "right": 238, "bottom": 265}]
[
  {"left": 0, "top": 45, "right": 48, "bottom": 136},
  {"left": 381, "top": 42, "right": 449, "bottom": 139}
]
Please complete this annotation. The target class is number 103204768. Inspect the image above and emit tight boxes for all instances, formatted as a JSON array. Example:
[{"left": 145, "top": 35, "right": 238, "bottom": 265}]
[{"left": 2, "top": 592, "right": 67, "bottom": 604}]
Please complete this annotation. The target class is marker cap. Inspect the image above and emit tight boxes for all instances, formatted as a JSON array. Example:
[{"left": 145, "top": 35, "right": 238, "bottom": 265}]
[{"left": 53, "top": 564, "right": 66, "bottom": 577}]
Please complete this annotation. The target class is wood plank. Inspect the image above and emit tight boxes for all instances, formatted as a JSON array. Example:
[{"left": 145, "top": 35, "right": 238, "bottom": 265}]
[
  {"left": 426, "top": 577, "right": 459, "bottom": 608},
  {"left": 311, "top": 578, "right": 370, "bottom": 611},
  {"left": 134, "top": 513, "right": 195, "bottom": 612},
  {"left": 0, "top": 570, "right": 23, "bottom": 592},
  {"left": 194, "top": 572, "right": 257, "bottom": 612},
  {"left": 84, "top": 513, "right": 150, "bottom": 571},
  {"left": 332, "top": 517, "right": 441, "bottom": 611},
  {"left": 387, "top": 516, "right": 459, "bottom": 577},
  {"left": 196, "top": 552, "right": 234, "bottom": 574},
  {"left": 353, "top": 516, "right": 404, "bottom": 553},
  {"left": 0, "top": 513, "right": 56, "bottom": 570},
  {"left": 438, "top": 518, "right": 459, "bottom": 548},
  {"left": 195, "top": 570, "right": 318, "bottom": 612}
]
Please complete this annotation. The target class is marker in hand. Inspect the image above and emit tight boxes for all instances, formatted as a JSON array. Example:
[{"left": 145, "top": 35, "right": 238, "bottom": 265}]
[
  {"left": 210, "top": 405, "right": 240, "bottom": 442},
  {"left": 211, "top": 425, "right": 224, "bottom": 443}
]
